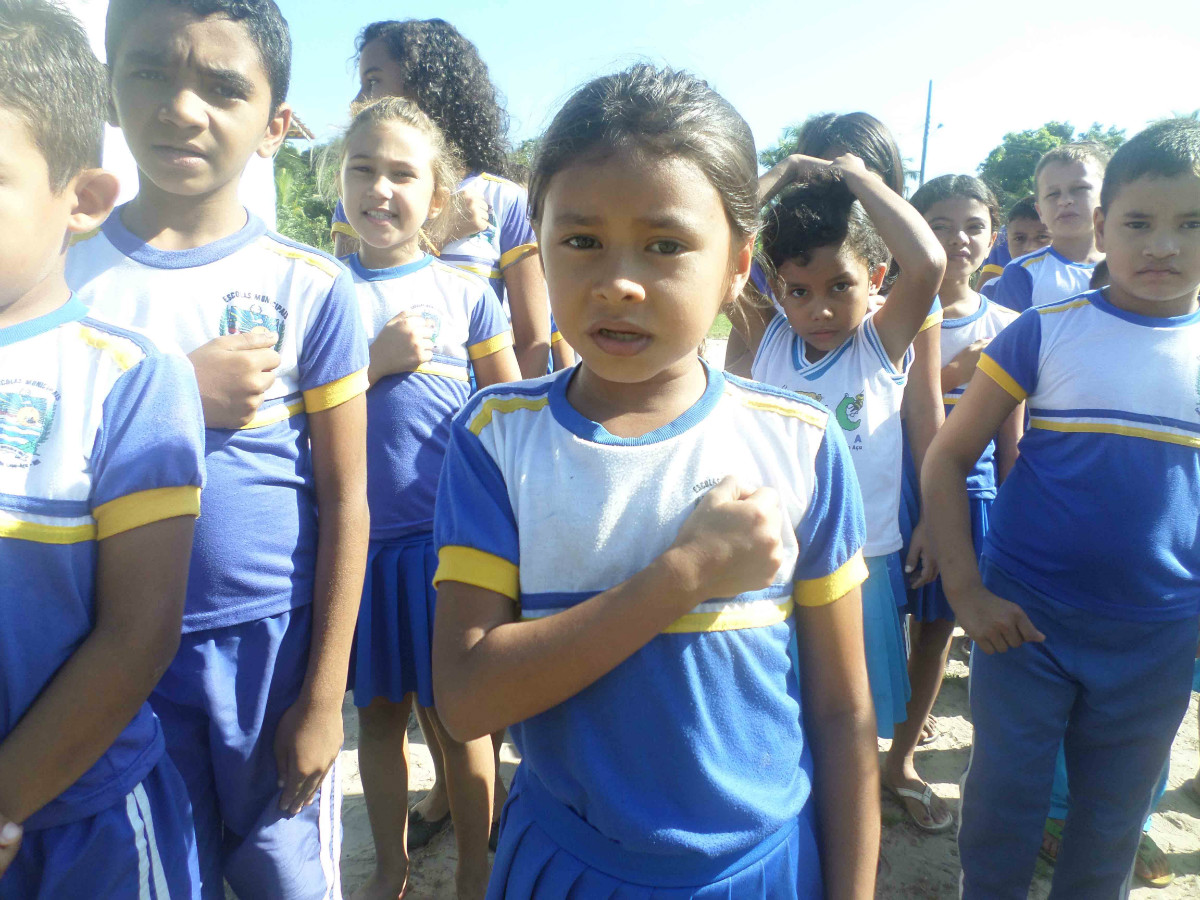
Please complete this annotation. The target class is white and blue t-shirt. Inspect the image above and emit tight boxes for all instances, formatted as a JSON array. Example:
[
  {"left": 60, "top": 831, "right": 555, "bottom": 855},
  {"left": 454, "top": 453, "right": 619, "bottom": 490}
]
[
  {"left": 334, "top": 171, "right": 538, "bottom": 311},
  {"left": 348, "top": 253, "right": 512, "bottom": 539},
  {"left": 979, "top": 289, "right": 1200, "bottom": 620},
  {"left": 942, "top": 293, "right": 1018, "bottom": 498},
  {"left": 752, "top": 311, "right": 912, "bottom": 557},
  {"left": 67, "top": 209, "right": 369, "bottom": 631},
  {"left": 0, "top": 297, "right": 204, "bottom": 829},
  {"left": 432, "top": 365, "right": 867, "bottom": 865},
  {"left": 991, "top": 245, "right": 1098, "bottom": 313}
]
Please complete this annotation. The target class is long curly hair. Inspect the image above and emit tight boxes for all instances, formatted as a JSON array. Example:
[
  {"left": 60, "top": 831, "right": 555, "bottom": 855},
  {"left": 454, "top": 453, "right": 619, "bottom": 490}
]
[{"left": 355, "top": 19, "right": 510, "bottom": 177}]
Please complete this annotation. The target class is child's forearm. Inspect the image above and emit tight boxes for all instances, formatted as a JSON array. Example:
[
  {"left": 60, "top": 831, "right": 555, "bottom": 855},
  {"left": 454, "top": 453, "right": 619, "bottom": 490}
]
[
  {"left": 758, "top": 156, "right": 796, "bottom": 207},
  {"left": 841, "top": 167, "right": 945, "bottom": 284},
  {"left": 434, "top": 548, "right": 715, "bottom": 741},
  {"left": 809, "top": 707, "right": 880, "bottom": 899},
  {"left": 921, "top": 442, "right": 982, "bottom": 597},
  {"left": 905, "top": 328, "right": 946, "bottom": 474}
]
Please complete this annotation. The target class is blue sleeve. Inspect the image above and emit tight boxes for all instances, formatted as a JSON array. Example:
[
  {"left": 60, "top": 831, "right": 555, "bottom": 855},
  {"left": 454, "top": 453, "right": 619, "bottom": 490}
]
[
  {"left": 498, "top": 187, "right": 537, "bottom": 266},
  {"left": 992, "top": 262, "right": 1033, "bottom": 312},
  {"left": 792, "top": 422, "right": 868, "bottom": 606},
  {"left": 298, "top": 268, "right": 370, "bottom": 408},
  {"left": 980, "top": 278, "right": 998, "bottom": 300},
  {"left": 91, "top": 352, "right": 205, "bottom": 538},
  {"left": 468, "top": 284, "right": 513, "bottom": 347},
  {"left": 432, "top": 409, "right": 520, "bottom": 599},
  {"left": 750, "top": 258, "right": 777, "bottom": 303},
  {"left": 983, "top": 229, "right": 1011, "bottom": 271},
  {"left": 977, "top": 308, "right": 1042, "bottom": 400}
]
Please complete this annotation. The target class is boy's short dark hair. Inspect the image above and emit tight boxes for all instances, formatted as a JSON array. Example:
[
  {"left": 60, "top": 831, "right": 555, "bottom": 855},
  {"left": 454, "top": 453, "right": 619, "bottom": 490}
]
[
  {"left": 1100, "top": 118, "right": 1200, "bottom": 212},
  {"left": 106, "top": 0, "right": 291, "bottom": 110},
  {"left": 1007, "top": 194, "right": 1040, "bottom": 223},
  {"left": 762, "top": 173, "right": 889, "bottom": 274},
  {"left": 1034, "top": 141, "right": 1111, "bottom": 184},
  {"left": 0, "top": 0, "right": 108, "bottom": 191}
]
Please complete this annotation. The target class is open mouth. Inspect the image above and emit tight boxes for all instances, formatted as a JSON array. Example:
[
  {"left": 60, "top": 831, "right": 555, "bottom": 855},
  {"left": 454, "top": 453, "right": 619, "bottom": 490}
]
[
  {"left": 589, "top": 322, "right": 651, "bottom": 356},
  {"left": 363, "top": 209, "right": 396, "bottom": 222}
]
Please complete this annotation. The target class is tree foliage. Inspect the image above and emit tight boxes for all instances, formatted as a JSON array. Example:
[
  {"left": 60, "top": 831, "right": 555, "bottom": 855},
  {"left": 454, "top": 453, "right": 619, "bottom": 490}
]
[
  {"left": 977, "top": 122, "right": 1126, "bottom": 212},
  {"left": 274, "top": 141, "right": 337, "bottom": 253}
]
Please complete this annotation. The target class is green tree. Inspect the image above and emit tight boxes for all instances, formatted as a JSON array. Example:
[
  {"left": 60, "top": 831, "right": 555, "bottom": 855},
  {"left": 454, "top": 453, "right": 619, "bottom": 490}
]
[
  {"left": 274, "top": 142, "right": 336, "bottom": 253},
  {"left": 977, "top": 121, "right": 1125, "bottom": 212},
  {"left": 508, "top": 138, "right": 538, "bottom": 184}
]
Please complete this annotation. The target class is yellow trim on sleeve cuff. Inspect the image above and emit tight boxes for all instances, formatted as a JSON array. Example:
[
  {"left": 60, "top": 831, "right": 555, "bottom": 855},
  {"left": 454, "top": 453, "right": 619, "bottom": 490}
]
[
  {"left": 981, "top": 263, "right": 1004, "bottom": 277},
  {"left": 550, "top": 330, "right": 563, "bottom": 345},
  {"left": 94, "top": 485, "right": 201, "bottom": 540},
  {"left": 793, "top": 552, "right": 869, "bottom": 608},
  {"left": 499, "top": 243, "right": 538, "bottom": 269},
  {"left": 977, "top": 354, "right": 1027, "bottom": 401},
  {"left": 919, "top": 309, "right": 944, "bottom": 333},
  {"left": 468, "top": 331, "right": 515, "bottom": 360},
  {"left": 434, "top": 546, "right": 519, "bottom": 600},
  {"left": 303, "top": 369, "right": 369, "bottom": 413},
  {"left": 330, "top": 221, "right": 359, "bottom": 239}
]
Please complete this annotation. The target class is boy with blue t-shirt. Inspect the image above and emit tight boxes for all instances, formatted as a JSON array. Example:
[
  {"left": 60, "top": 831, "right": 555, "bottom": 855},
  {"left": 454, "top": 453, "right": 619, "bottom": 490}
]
[
  {"left": 65, "top": 1, "right": 370, "bottom": 897},
  {"left": 0, "top": 2, "right": 205, "bottom": 896},
  {"left": 924, "top": 118, "right": 1200, "bottom": 898},
  {"left": 991, "top": 143, "right": 1108, "bottom": 312},
  {"left": 978, "top": 195, "right": 1050, "bottom": 298}
]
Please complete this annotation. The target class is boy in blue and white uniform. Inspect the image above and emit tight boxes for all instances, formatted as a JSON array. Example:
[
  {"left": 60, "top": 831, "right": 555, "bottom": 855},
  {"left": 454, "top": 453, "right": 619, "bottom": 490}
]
[
  {"left": 0, "top": 3, "right": 204, "bottom": 896},
  {"left": 924, "top": 118, "right": 1200, "bottom": 898},
  {"left": 978, "top": 195, "right": 1050, "bottom": 298},
  {"left": 66, "top": 1, "right": 369, "bottom": 897},
  {"left": 991, "top": 144, "right": 1108, "bottom": 312}
]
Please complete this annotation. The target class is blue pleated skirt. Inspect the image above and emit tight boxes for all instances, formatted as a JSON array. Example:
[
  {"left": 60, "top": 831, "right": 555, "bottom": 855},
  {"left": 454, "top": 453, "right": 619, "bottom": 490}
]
[
  {"left": 862, "top": 553, "right": 911, "bottom": 739},
  {"left": 907, "top": 498, "right": 991, "bottom": 623},
  {"left": 487, "top": 767, "right": 822, "bottom": 899},
  {"left": 349, "top": 531, "right": 438, "bottom": 708}
]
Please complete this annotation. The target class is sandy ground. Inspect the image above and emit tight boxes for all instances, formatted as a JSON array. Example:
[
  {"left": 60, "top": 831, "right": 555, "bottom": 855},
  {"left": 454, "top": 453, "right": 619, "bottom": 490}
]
[
  {"left": 333, "top": 339, "right": 1200, "bottom": 898},
  {"left": 335, "top": 652, "right": 1200, "bottom": 899}
]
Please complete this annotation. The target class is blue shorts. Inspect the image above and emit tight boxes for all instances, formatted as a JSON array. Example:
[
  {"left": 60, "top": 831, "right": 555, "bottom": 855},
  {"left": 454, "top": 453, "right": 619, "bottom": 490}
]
[
  {"left": 488, "top": 766, "right": 822, "bottom": 899},
  {"left": 862, "top": 553, "right": 911, "bottom": 739},
  {"left": 1, "top": 757, "right": 199, "bottom": 900},
  {"left": 349, "top": 532, "right": 437, "bottom": 708},
  {"left": 150, "top": 605, "right": 343, "bottom": 900}
]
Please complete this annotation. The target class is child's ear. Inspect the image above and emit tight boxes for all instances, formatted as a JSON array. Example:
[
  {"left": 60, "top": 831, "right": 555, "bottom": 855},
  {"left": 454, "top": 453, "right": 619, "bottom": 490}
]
[
  {"left": 67, "top": 168, "right": 120, "bottom": 235},
  {"left": 726, "top": 235, "right": 755, "bottom": 303},
  {"left": 257, "top": 102, "right": 293, "bottom": 159},
  {"left": 1093, "top": 207, "right": 1107, "bottom": 252},
  {"left": 988, "top": 230, "right": 999, "bottom": 250},
  {"left": 426, "top": 185, "right": 450, "bottom": 223},
  {"left": 867, "top": 262, "right": 888, "bottom": 294}
]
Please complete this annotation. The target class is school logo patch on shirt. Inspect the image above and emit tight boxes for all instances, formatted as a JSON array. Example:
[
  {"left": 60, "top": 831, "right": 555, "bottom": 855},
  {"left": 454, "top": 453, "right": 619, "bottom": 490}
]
[
  {"left": 410, "top": 304, "right": 443, "bottom": 342},
  {"left": 219, "top": 291, "right": 287, "bottom": 351},
  {"left": 835, "top": 393, "right": 865, "bottom": 431},
  {"left": 0, "top": 380, "right": 58, "bottom": 468}
]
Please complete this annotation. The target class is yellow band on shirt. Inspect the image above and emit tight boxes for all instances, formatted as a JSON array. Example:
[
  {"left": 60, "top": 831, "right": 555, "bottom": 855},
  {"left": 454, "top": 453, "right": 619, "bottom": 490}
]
[
  {"left": 793, "top": 552, "right": 869, "bottom": 608},
  {"left": 499, "top": 243, "right": 538, "bottom": 269},
  {"left": 303, "top": 369, "right": 369, "bottom": 413},
  {"left": 981, "top": 263, "right": 1004, "bottom": 278},
  {"left": 331, "top": 220, "right": 359, "bottom": 239},
  {"left": 550, "top": 330, "right": 563, "bottom": 345},
  {"left": 0, "top": 518, "right": 96, "bottom": 544},
  {"left": 919, "top": 309, "right": 944, "bottom": 333},
  {"left": 95, "top": 485, "right": 201, "bottom": 540},
  {"left": 468, "top": 331, "right": 515, "bottom": 360},
  {"left": 662, "top": 598, "right": 794, "bottom": 633},
  {"left": 434, "top": 546, "right": 520, "bottom": 600},
  {"left": 977, "top": 354, "right": 1028, "bottom": 401}
]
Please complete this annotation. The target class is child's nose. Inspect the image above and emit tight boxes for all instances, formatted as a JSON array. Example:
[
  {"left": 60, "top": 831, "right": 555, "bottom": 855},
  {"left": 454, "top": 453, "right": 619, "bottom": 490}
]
[
  {"left": 1146, "top": 230, "right": 1180, "bottom": 257},
  {"left": 159, "top": 88, "right": 205, "bottom": 129},
  {"left": 593, "top": 253, "right": 646, "bottom": 304}
]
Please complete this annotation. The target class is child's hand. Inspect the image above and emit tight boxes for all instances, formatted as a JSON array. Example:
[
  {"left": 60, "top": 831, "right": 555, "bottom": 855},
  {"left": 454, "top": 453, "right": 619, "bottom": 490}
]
[
  {"left": 669, "top": 475, "right": 785, "bottom": 602},
  {"left": 369, "top": 311, "right": 435, "bottom": 381},
  {"left": 0, "top": 815, "right": 21, "bottom": 878},
  {"left": 827, "top": 153, "right": 872, "bottom": 180},
  {"left": 950, "top": 584, "right": 1045, "bottom": 654},
  {"left": 274, "top": 694, "right": 343, "bottom": 816},
  {"left": 784, "top": 154, "right": 834, "bottom": 185},
  {"left": 905, "top": 519, "right": 939, "bottom": 588},
  {"left": 428, "top": 184, "right": 490, "bottom": 249},
  {"left": 188, "top": 332, "right": 281, "bottom": 429},
  {"left": 950, "top": 338, "right": 991, "bottom": 386}
]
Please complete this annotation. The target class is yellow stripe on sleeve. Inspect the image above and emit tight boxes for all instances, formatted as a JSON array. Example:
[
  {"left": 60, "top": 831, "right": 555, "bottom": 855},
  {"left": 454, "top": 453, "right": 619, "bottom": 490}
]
[
  {"left": 468, "top": 396, "right": 549, "bottom": 436},
  {"left": 433, "top": 546, "right": 519, "bottom": 600},
  {"left": 662, "top": 599, "right": 794, "bottom": 633},
  {"left": 919, "top": 309, "right": 944, "bottom": 333},
  {"left": 499, "top": 243, "right": 538, "bottom": 269},
  {"left": 793, "top": 552, "right": 869, "bottom": 608},
  {"left": 977, "top": 354, "right": 1028, "bottom": 401},
  {"left": 303, "top": 369, "right": 369, "bottom": 413},
  {"left": 467, "top": 331, "right": 514, "bottom": 360},
  {"left": 78, "top": 325, "right": 141, "bottom": 371},
  {"left": 94, "top": 485, "right": 201, "bottom": 540},
  {"left": 981, "top": 263, "right": 1004, "bottom": 278},
  {"left": 550, "top": 330, "right": 563, "bottom": 345},
  {"left": 330, "top": 221, "right": 360, "bottom": 239}
]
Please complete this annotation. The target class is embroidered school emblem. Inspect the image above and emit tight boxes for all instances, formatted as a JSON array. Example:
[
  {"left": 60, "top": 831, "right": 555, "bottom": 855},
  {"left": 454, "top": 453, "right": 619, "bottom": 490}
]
[
  {"left": 219, "top": 291, "right": 287, "bottom": 351},
  {"left": 836, "top": 392, "right": 865, "bottom": 431},
  {"left": 409, "top": 304, "right": 443, "bottom": 343},
  {"left": 0, "top": 380, "right": 59, "bottom": 468}
]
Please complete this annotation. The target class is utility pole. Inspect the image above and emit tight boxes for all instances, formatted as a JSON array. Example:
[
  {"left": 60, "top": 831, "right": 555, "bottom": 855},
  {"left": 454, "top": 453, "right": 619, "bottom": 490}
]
[{"left": 919, "top": 80, "right": 932, "bottom": 188}]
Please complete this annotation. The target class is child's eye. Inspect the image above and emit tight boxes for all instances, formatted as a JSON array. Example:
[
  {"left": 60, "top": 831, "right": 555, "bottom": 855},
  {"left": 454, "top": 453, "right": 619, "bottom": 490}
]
[
  {"left": 788, "top": 287, "right": 808, "bottom": 299},
  {"left": 1126, "top": 221, "right": 1149, "bottom": 230},
  {"left": 647, "top": 239, "right": 683, "bottom": 254},
  {"left": 1045, "top": 191, "right": 1060, "bottom": 199},
  {"left": 831, "top": 282, "right": 851, "bottom": 293},
  {"left": 350, "top": 165, "right": 372, "bottom": 175},
  {"left": 130, "top": 69, "right": 165, "bottom": 81},
  {"left": 564, "top": 235, "right": 599, "bottom": 250},
  {"left": 213, "top": 84, "right": 245, "bottom": 101},
  {"left": 1182, "top": 220, "right": 1200, "bottom": 230}
]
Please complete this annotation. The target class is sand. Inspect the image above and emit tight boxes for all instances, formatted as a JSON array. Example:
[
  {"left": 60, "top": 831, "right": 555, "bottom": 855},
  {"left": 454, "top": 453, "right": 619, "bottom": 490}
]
[{"left": 334, "top": 649, "right": 1200, "bottom": 899}]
